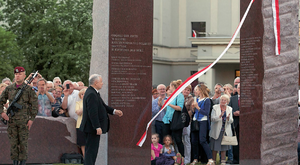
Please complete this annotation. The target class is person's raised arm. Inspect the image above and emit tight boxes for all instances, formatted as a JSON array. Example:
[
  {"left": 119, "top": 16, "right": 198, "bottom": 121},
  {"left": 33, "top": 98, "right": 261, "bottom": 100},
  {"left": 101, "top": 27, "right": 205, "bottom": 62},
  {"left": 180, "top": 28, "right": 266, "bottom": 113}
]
[
  {"left": 45, "top": 90, "right": 55, "bottom": 103},
  {"left": 61, "top": 89, "right": 70, "bottom": 110}
]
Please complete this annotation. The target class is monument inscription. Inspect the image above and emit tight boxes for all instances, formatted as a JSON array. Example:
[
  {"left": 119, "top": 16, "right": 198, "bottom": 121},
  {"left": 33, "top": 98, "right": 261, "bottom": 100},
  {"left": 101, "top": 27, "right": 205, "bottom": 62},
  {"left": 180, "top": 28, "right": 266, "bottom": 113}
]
[
  {"left": 110, "top": 34, "right": 151, "bottom": 108},
  {"left": 240, "top": 0, "right": 264, "bottom": 163},
  {"left": 240, "top": 36, "right": 262, "bottom": 108},
  {"left": 107, "top": 0, "right": 153, "bottom": 164}
]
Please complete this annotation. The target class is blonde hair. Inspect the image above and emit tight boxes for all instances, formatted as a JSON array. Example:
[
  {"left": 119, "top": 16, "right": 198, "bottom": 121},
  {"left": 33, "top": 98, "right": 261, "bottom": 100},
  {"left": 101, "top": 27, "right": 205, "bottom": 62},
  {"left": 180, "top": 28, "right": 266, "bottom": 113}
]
[
  {"left": 220, "top": 94, "right": 230, "bottom": 104},
  {"left": 185, "top": 85, "right": 192, "bottom": 91},
  {"left": 0, "top": 83, "right": 8, "bottom": 89},
  {"left": 224, "top": 84, "right": 233, "bottom": 92},
  {"left": 78, "top": 88, "right": 87, "bottom": 99},
  {"left": 170, "top": 79, "right": 182, "bottom": 89},
  {"left": 55, "top": 85, "right": 63, "bottom": 91},
  {"left": 196, "top": 84, "right": 210, "bottom": 97}
]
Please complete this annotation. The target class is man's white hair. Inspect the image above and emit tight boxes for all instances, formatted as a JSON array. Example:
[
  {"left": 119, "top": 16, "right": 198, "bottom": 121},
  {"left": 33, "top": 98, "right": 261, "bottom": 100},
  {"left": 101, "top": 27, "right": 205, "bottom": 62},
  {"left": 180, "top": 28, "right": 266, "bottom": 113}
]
[
  {"left": 157, "top": 84, "right": 166, "bottom": 89},
  {"left": 89, "top": 74, "right": 101, "bottom": 86},
  {"left": 47, "top": 81, "right": 54, "bottom": 88},
  {"left": 53, "top": 77, "right": 62, "bottom": 83},
  {"left": 2, "top": 77, "right": 12, "bottom": 84},
  {"left": 63, "top": 80, "right": 72, "bottom": 87}
]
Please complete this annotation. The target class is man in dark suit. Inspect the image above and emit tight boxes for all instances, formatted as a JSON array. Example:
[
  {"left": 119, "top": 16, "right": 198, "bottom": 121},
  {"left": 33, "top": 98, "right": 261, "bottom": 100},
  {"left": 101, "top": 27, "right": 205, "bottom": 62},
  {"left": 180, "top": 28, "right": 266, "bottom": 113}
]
[
  {"left": 80, "top": 74, "right": 123, "bottom": 165},
  {"left": 228, "top": 83, "right": 240, "bottom": 164}
]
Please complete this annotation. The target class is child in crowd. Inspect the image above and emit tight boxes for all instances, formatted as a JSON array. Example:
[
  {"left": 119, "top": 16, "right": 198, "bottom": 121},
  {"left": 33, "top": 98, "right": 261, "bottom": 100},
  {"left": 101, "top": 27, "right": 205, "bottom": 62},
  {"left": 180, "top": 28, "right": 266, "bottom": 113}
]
[
  {"left": 156, "top": 135, "right": 184, "bottom": 165},
  {"left": 151, "top": 133, "right": 163, "bottom": 165}
]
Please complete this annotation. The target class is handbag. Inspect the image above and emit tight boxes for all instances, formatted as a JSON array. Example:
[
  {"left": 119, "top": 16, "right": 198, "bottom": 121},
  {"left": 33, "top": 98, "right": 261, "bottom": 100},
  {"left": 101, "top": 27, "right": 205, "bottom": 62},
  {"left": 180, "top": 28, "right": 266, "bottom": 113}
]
[
  {"left": 191, "top": 98, "right": 206, "bottom": 132},
  {"left": 221, "top": 120, "right": 238, "bottom": 146},
  {"left": 170, "top": 97, "right": 190, "bottom": 131},
  {"left": 191, "top": 119, "right": 199, "bottom": 132}
]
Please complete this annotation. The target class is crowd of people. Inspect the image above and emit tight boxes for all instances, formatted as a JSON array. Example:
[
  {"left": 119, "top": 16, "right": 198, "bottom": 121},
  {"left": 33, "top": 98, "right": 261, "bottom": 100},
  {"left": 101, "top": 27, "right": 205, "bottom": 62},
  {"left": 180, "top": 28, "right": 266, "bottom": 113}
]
[
  {"left": 0, "top": 68, "right": 242, "bottom": 165},
  {"left": 0, "top": 73, "right": 89, "bottom": 158},
  {"left": 151, "top": 77, "right": 241, "bottom": 165}
]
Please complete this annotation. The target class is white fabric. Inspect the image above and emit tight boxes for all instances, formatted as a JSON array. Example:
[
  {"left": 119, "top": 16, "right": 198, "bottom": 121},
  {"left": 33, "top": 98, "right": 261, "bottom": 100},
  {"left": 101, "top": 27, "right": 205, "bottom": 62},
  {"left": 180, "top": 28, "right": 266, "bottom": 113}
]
[
  {"left": 137, "top": 0, "right": 255, "bottom": 147},
  {"left": 209, "top": 105, "right": 233, "bottom": 140},
  {"left": 67, "top": 90, "right": 80, "bottom": 120}
]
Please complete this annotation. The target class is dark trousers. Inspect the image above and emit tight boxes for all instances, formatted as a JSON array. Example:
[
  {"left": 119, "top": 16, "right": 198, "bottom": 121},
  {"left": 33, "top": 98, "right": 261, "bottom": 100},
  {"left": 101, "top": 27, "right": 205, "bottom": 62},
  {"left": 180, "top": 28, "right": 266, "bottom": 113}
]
[
  {"left": 191, "top": 121, "right": 212, "bottom": 160},
  {"left": 232, "top": 124, "right": 239, "bottom": 163},
  {"left": 162, "top": 123, "right": 185, "bottom": 157},
  {"left": 84, "top": 132, "right": 100, "bottom": 165},
  {"left": 155, "top": 120, "right": 164, "bottom": 144}
]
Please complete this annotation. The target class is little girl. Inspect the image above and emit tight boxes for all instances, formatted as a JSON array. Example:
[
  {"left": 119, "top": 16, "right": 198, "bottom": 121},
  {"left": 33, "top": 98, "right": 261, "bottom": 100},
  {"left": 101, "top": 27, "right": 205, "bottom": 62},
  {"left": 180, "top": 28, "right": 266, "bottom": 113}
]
[
  {"left": 151, "top": 133, "right": 163, "bottom": 165},
  {"left": 156, "top": 135, "right": 184, "bottom": 165}
]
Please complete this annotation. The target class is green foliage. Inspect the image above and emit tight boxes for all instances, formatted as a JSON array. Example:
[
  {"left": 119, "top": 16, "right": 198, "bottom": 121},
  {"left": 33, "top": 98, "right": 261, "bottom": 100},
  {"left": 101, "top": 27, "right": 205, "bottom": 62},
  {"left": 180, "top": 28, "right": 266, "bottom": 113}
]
[
  {"left": 0, "top": 26, "right": 22, "bottom": 81},
  {"left": 1, "top": 0, "right": 93, "bottom": 85}
]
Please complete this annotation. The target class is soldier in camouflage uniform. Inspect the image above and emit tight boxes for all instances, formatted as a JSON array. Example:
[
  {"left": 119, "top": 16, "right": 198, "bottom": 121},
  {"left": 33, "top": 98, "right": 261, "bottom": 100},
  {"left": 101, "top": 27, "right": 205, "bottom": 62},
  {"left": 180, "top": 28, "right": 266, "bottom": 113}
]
[{"left": 0, "top": 67, "right": 38, "bottom": 165}]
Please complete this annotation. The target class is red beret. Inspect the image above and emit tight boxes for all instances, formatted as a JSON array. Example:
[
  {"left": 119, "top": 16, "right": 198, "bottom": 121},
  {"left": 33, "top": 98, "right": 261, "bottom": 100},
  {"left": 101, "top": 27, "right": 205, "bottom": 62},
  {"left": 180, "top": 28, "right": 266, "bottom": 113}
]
[{"left": 14, "top": 66, "right": 25, "bottom": 73}]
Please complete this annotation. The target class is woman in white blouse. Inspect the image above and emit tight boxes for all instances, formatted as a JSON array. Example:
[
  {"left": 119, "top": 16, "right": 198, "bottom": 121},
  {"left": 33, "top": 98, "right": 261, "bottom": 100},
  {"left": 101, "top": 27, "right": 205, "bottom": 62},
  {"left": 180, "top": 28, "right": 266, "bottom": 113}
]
[{"left": 209, "top": 94, "right": 233, "bottom": 165}]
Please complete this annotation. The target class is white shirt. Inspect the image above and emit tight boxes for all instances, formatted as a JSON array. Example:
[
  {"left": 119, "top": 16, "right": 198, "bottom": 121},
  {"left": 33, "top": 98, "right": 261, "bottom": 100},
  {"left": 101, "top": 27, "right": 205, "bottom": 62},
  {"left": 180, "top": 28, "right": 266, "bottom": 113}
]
[{"left": 66, "top": 90, "right": 80, "bottom": 120}]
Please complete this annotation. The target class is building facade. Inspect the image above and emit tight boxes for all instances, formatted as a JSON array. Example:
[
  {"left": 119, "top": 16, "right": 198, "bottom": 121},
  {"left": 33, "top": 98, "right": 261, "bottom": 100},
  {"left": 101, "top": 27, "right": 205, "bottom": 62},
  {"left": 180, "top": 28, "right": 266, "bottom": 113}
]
[
  {"left": 152, "top": 0, "right": 241, "bottom": 89},
  {"left": 153, "top": 0, "right": 300, "bottom": 90}
]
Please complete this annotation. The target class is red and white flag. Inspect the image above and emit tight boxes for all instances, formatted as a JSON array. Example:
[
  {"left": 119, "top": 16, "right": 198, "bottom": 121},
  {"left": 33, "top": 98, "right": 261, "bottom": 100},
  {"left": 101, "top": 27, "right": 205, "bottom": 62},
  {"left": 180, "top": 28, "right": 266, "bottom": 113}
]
[
  {"left": 272, "top": 0, "right": 281, "bottom": 55},
  {"left": 192, "top": 30, "right": 197, "bottom": 38},
  {"left": 137, "top": 0, "right": 255, "bottom": 147}
]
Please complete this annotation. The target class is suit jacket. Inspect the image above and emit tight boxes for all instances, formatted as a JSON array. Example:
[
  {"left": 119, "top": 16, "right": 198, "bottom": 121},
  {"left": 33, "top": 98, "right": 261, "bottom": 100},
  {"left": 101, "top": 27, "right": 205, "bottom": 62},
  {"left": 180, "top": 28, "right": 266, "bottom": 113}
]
[
  {"left": 79, "top": 86, "right": 114, "bottom": 134},
  {"left": 228, "top": 95, "right": 239, "bottom": 128},
  {"left": 209, "top": 104, "right": 233, "bottom": 139}
]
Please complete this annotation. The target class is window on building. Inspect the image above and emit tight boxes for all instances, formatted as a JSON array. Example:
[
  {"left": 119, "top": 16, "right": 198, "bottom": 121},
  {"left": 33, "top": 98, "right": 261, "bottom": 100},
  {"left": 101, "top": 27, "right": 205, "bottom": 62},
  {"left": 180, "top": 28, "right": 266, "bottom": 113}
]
[
  {"left": 191, "top": 22, "right": 206, "bottom": 47},
  {"left": 191, "top": 22, "right": 206, "bottom": 37},
  {"left": 235, "top": 70, "right": 240, "bottom": 77}
]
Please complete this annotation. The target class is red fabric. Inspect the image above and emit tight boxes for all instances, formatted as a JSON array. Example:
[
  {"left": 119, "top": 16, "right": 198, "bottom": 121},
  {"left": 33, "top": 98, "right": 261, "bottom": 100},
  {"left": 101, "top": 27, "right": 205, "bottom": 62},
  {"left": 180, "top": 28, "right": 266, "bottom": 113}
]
[
  {"left": 275, "top": 0, "right": 281, "bottom": 54},
  {"left": 14, "top": 66, "right": 25, "bottom": 73}
]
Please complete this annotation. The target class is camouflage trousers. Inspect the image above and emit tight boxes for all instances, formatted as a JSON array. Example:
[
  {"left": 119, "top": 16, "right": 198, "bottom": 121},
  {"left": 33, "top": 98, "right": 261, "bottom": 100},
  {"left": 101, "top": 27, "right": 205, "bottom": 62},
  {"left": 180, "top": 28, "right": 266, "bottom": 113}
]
[{"left": 7, "top": 119, "right": 29, "bottom": 161}]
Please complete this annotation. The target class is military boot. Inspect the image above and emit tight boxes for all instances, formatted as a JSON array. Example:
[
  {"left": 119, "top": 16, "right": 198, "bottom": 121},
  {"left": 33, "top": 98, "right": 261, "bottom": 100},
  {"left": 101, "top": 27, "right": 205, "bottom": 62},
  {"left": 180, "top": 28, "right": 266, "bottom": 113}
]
[
  {"left": 13, "top": 160, "right": 18, "bottom": 165},
  {"left": 19, "top": 160, "right": 26, "bottom": 165}
]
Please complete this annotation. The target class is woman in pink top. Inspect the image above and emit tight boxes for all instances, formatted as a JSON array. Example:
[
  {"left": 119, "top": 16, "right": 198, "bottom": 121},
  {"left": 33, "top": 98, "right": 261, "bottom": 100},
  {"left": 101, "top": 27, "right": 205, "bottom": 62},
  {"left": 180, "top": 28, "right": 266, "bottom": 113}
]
[{"left": 151, "top": 133, "right": 163, "bottom": 165}]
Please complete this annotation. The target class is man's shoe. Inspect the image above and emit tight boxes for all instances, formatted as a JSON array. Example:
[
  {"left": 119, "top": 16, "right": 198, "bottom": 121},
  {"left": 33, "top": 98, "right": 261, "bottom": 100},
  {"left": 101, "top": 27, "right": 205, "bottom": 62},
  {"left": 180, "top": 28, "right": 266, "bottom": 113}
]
[
  {"left": 13, "top": 160, "right": 18, "bottom": 165},
  {"left": 19, "top": 160, "right": 26, "bottom": 165}
]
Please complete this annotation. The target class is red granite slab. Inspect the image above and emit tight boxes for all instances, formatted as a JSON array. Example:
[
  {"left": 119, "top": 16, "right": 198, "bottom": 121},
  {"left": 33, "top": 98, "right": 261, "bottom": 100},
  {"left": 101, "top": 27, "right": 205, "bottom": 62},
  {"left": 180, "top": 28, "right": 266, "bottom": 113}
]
[
  {"left": 108, "top": 0, "right": 153, "bottom": 164},
  {"left": 240, "top": 0, "right": 263, "bottom": 164},
  {"left": 0, "top": 117, "right": 79, "bottom": 164}
]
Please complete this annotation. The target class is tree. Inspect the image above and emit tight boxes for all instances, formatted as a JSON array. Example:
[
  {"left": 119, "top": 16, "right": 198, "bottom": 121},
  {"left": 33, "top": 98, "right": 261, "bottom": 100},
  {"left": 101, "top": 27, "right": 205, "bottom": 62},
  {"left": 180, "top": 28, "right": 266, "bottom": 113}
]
[
  {"left": 0, "top": 26, "right": 23, "bottom": 81},
  {"left": 1, "top": 0, "right": 93, "bottom": 85}
]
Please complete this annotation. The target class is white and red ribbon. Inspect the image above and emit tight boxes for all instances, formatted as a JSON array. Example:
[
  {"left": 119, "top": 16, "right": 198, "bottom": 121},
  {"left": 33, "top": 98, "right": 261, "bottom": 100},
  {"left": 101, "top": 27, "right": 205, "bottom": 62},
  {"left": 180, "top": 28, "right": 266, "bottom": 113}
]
[
  {"left": 272, "top": 0, "right": 280, "bottom": 55},
  {"left": 136, "top": 0, "right": 255, "bottom": 147},
  {"left": 192, "top": 30, "right": 197, "bottom": 38}
]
